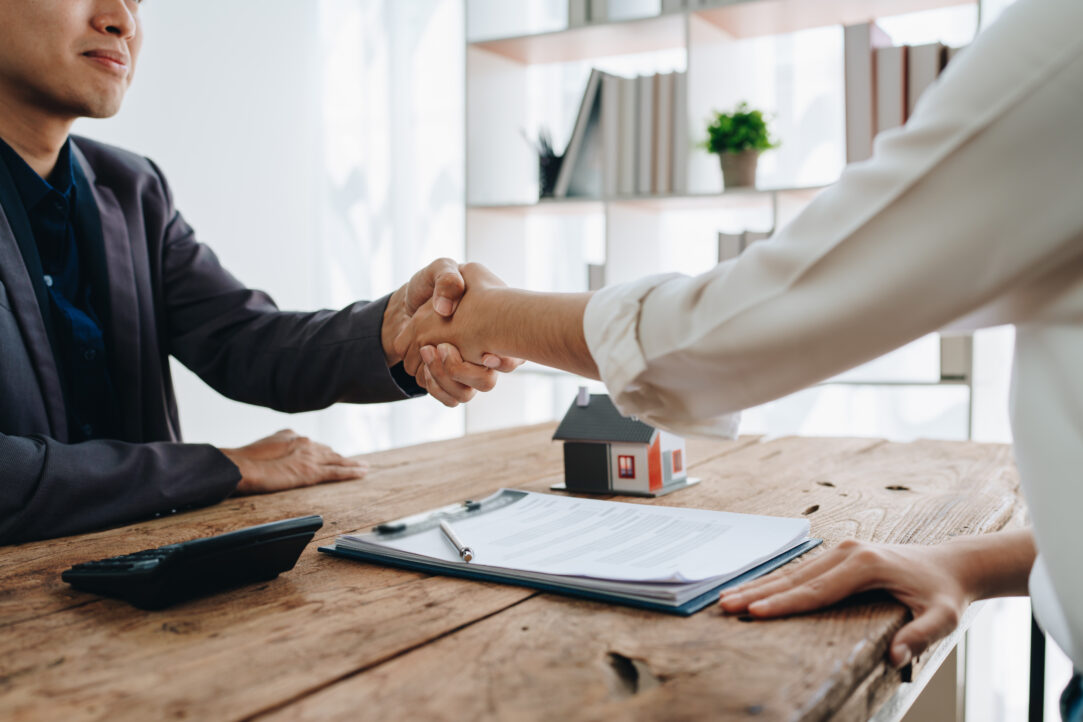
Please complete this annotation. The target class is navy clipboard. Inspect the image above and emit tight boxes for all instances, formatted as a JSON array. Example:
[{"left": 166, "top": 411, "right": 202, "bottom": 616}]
[{"left": 319, "top": 537, "right": 822, "bottom": 616}]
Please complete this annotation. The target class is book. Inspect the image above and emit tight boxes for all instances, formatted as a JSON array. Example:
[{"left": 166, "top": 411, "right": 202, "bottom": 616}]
[
  {"left": 907, "top": 42, "right": 945, "bottom": 117},
  {"left": 601, "top": 72, "right": 621, "bottom": 198},
  {"left": 844, "top": 22, "right": 891, "bottom": 163},
  {"left": 944, "top": 44, "right": 966, "bottom": 68},
  {"left": 321, "top": 489, "right": 820, "bottom": 615},
  {"left": 671, "top": 70, "right": 689, "bottom": 194},
  {"left": 653, "top": 72, "right": 674, "bottom": 195},
  {"left": 718, "top": 231, "right": 743, "bottom": 263},
  {"left": 554, "top": 68, "right": 605, "bottom": 198},
  {"left": 743, "top": 229, "right": 773, "bottom": 247},
  {"left": 875, "top": 45, "right": 908, "bottom": 133},
  {"left": 718, "top": 228, "right": 774, "bottom": 262},
  {"left": 636, "top": 73, "right": 655, "bottom": 195},
  {"left": 587, "top": 263, "right": 606, "bottom": 291},
  {"left": 618, "top": 75, "right": 638, "bottom": 196},
  {"left": 568, "top": 0, "right": 588, "bottom": 27}
]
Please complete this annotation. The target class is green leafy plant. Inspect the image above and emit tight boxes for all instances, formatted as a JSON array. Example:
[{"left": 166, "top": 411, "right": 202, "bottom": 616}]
[{"left": 701, "top": 102, "right": 778, "bottom": 155}]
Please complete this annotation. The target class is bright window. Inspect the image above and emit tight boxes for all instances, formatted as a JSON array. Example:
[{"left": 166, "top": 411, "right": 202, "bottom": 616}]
[{"left": 617, "top": 455, "right": 635, "bottom": 479}]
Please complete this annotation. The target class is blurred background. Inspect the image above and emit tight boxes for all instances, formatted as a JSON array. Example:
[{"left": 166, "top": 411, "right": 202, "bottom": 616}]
[{"left": 74, "top": 1, "right": 1068, "bottom": 719}]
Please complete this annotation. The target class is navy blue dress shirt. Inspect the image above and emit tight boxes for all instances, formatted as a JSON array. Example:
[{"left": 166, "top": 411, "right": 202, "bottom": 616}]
[{"left": 0, "top": 137, "right": 119, "bottom": 442}]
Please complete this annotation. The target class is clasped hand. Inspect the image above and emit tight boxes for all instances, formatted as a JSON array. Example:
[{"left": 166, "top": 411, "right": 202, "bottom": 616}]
[{"left": 384, "top": 259, "right": 520, "bottom": 407}]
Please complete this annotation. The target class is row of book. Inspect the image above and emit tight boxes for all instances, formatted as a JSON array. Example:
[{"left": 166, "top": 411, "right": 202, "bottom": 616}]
[
  {"left": 568, "top": 0, "right": 715, "bottom": 26},
  {"left": 555, "top": 68, "right": 689, "bottom": 199},
  {"left": 844, "top": 22, "right": 964, "bottom": 163},
  {"left": 718, "top": 228, "right": 773, "bottom": 263}
]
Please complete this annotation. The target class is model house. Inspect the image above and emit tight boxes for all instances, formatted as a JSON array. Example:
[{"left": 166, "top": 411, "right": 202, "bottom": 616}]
[{"left": 552, "top": 389, "right": 689, "bottom": 496}]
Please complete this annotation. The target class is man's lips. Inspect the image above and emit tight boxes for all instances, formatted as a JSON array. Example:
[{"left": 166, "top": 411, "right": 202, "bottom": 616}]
[{"left": 82, "top": 49, "right": 129, "bottom": 74}]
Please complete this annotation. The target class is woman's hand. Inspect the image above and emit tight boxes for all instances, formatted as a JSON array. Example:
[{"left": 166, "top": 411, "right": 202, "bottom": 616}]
[{"left": 718, "top": 532, "right": 1035, "bottom": 668}]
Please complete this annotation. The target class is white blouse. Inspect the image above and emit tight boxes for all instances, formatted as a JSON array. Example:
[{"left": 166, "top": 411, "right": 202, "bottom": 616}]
[{"left": 583, "top": 0, "right": 1083, "bottom": 669}]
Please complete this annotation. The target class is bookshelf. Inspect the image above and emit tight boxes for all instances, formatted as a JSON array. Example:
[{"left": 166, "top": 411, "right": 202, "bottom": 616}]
[{"left": 463, "top": 0, "right": 983, "bottom": 437}]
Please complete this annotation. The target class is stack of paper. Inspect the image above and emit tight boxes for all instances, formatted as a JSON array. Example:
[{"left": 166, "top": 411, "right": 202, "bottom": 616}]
[{"left": 327, "top": 490, "right": 816, "bottom": 613}]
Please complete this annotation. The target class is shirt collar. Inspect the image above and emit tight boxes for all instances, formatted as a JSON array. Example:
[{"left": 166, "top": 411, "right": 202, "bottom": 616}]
[{"left": 0, "top": 136, "right": 76, "bottom": 212}]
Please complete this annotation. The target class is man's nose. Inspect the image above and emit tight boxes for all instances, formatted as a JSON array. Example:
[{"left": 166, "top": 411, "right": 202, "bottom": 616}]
[{"left": 91, "top": 0, "right": 138, "bottom": 41}]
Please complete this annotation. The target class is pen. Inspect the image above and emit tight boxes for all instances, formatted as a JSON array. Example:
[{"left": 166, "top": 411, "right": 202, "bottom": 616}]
[{"left": 438, "top": 520, "right": 474, "bottom": 562}]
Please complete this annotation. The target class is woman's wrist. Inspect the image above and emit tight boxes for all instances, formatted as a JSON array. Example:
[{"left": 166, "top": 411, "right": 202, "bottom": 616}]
[
  {"left": 942, "top": 529, "right": 1035, "bottom": 602},
  {"left": 496, "top": 289, "right": 598, "bottom": 379}
]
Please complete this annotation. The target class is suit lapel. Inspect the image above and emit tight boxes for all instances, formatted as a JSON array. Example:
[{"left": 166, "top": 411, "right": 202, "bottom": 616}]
[
  {"left": 72, "top": 143, "right": 143, "bottom": 440},
  {"left": 0, "top": 154, "right": 68, "bottom": 438}
]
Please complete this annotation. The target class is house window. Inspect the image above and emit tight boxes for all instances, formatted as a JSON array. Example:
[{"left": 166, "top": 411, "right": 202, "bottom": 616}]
[
  {"left": 672, "top": 449, "right": 683, "bottom": 473},
  {"left": 617, "top": 455, "right": 635, "bottom": 479}
]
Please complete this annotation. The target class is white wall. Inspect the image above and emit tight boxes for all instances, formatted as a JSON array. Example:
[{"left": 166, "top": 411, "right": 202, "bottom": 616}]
[{"left": 76, "top": 0, "right": 465, "bottom": 457}]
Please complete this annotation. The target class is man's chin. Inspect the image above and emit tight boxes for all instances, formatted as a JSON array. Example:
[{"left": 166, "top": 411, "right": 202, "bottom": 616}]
[{"left": 76, "top": 95, "right": 126, "bottom": 119}]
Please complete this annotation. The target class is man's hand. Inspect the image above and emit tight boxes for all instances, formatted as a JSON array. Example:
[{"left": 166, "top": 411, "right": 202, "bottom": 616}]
[
  {"left": 220, "top": 429, "right": 368, "bottom": 494},
  {"left": 381, "top": 258, "right": 519, "bottom": 405},
  {"left": 394, "top": 262, "right": 512, "bottom": 376},
  {"left": 381, "top": 258, "right": 465, "bottom": 365},
  {"left": 717, "top": 530, "right": 1036, "bottom": 669}
]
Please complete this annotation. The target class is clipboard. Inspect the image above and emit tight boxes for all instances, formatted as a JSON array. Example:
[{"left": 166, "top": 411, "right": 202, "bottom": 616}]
[
  {"left": 320, "top": 537, "right": 822, "bottom": 616},
  {"left": 319, "top": 489, "right": 822, "bottom": 616}
]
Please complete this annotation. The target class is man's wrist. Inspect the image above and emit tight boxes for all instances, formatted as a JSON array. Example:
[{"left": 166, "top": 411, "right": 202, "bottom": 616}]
[{"left": 381, "top": 285, "right": 406, "bottom": 366}]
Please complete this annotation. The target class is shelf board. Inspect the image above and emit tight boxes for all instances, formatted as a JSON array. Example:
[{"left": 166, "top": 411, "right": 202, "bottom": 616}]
[
  {"left": 514, "top": 363, "right": 966, "bottom": 389},
  {"left": 467, "top": 184, "right": 829, "bottom": 213},
  {"left": 470, "top": 13, "right": 685, "bottom": 65},
  {"left": 696, "top": 0, "right": 975, "bottom": 38}
]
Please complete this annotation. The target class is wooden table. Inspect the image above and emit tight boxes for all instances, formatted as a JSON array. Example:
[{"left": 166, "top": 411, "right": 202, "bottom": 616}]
[{"left": 0, "top": 425, "right": 1023, "bottom": 721}]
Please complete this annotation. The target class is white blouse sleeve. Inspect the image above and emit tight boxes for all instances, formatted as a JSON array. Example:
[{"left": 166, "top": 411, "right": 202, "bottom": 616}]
[{"left": 583, "top": 0, "right": 1083, "bottom": 435}]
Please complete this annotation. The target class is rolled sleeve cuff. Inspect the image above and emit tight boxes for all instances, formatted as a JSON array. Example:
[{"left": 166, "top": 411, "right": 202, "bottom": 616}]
[
  {"left": 583, "top": 274, "right": 679, "bottom": 412},
  {"left": 345, "top": 294, "right": 426, "bottom": 402},
  {"left": 583, "top": 274, "right": 741, "bottom": 440}
]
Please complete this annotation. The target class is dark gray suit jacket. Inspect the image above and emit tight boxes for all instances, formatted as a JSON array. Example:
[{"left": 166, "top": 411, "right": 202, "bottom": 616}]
[{"left": 0, "top": 136, "right": 419, "bottom": 545}]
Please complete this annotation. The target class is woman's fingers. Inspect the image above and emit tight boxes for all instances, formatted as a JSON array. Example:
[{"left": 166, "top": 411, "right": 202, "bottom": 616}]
[
  {"left": 889, "top": 601, "right": 962, "bottom": 668},
  {"left": 742, "top": 558, "right": 878, "bottom": 617},
  {"left": 720, "top": 547, "right": 851, "bottom": 611}
]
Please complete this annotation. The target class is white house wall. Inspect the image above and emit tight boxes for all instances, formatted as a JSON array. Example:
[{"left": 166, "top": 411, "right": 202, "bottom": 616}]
[
  {"left": 659, "top": 431, "right": 688, "bottom": 481},
  {"left": 609, "top": 443, "right": 650, "bottom": 493}
]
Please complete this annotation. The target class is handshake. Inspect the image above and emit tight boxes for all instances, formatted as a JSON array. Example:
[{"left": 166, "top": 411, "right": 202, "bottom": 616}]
[{"left": 381, "top": 259, "right": 600, "bottom": 406}]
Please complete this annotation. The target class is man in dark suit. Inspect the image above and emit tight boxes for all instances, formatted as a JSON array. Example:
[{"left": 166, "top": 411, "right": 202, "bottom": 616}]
[{"left": 0, "top": 0, "right": 514, "bottom": 544}]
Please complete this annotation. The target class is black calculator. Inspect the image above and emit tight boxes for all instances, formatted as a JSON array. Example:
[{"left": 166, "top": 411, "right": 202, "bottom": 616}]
[{"left": 61, "top": 515, "right": 323, "bottom": 610}]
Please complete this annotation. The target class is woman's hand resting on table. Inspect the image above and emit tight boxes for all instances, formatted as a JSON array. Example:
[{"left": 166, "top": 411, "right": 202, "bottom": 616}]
[{"left": 718, "top": 530, "right": 1036, "bottom": 668}]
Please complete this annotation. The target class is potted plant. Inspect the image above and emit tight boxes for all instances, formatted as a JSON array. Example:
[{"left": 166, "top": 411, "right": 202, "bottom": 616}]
[{"left": 702, "top": 102, "right": 778, "bottom": 189}]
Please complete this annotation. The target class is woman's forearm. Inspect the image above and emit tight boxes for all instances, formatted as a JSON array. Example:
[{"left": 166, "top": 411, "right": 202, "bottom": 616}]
[
  {"left": 949, "top": 528, "right": 1035, "bottom": 600},
  {"left": 486, "top": 288, "right": 600, "bottom": 380}
]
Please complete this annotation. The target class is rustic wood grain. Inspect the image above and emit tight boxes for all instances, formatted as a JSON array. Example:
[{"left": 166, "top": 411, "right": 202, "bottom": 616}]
[
  {"left": 0, "top": 427, "right": 1021, "bottom": 722},
  {"left": 252, "top": 435, "right": 1021, "bottom": 722}
]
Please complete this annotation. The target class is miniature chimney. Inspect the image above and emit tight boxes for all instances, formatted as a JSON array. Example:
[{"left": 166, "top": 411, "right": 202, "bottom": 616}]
[{"left": 576, "top": 386, "right": 590, "bottom": 407}]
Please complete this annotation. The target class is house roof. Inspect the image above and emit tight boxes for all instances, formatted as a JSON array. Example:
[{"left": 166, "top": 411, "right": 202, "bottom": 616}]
[{"left": 552, "top": 394, "right": 657, "bottom": 444}]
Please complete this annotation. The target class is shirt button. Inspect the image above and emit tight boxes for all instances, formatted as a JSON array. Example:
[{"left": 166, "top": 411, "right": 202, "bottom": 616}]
[
  {"left": 83, "top": 349, "right": 96, "bottom": 361},
  {"left": 43, "top": 275, "right": 53, "bottom": 287}
]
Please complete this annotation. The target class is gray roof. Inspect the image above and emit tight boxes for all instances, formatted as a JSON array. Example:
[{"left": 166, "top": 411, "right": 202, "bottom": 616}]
[{"left": 552, "top": 394, "right": 657, "bottom": 444}]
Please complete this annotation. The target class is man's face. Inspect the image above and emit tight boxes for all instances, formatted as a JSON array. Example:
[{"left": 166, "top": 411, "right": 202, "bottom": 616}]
[{"left": 0, "top": 0, "right": 143, "bottom": 120}]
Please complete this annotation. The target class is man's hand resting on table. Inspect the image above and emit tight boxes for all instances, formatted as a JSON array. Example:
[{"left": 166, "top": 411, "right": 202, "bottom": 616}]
[
  {"left": 221, "top": 429, "right": 368, "bottom": 494},
  {"left": 717, "top": 530, "right": 1036, "bottom": 669}
]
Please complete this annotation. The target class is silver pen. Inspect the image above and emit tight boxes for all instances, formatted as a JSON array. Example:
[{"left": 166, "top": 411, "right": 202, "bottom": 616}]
[{"left": 438, "top": 519, "right": 474, "bottom": 562}]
